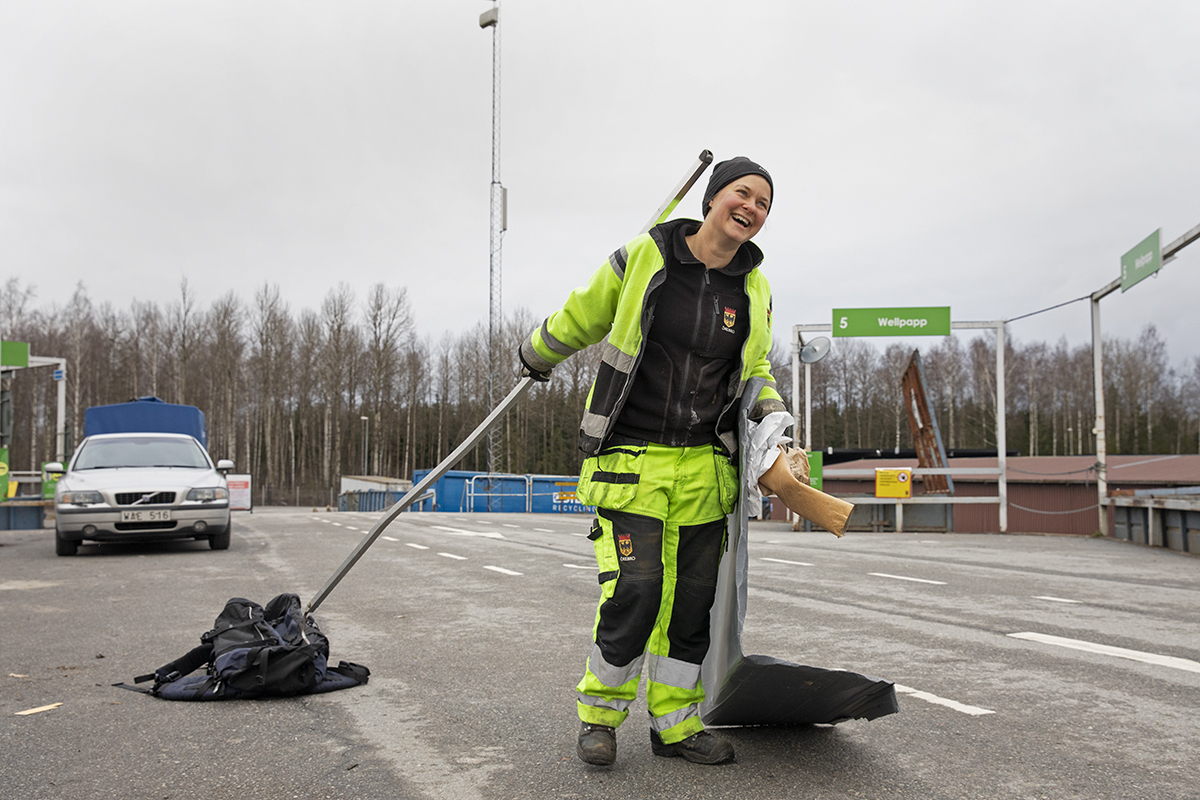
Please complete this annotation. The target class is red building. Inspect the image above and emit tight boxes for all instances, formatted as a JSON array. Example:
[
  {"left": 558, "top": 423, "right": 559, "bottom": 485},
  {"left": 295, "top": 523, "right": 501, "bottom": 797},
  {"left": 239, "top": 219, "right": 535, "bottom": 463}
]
[{"left": 807, "top": 455, "right": 1200, "bottom": 536}]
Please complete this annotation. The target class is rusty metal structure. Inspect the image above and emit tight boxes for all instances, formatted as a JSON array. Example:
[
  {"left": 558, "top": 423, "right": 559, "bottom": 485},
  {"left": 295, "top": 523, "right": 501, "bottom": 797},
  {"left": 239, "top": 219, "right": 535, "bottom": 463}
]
[{"left": 900, "top": 350, "right": 954, "bottom": 495}]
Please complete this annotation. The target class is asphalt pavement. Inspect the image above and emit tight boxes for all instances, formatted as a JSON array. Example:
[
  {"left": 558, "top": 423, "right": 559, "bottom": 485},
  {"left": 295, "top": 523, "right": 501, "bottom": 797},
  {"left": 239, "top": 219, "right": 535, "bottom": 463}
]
[{"left": 2, "top": 507, "right": 1198, "bottom": 799}]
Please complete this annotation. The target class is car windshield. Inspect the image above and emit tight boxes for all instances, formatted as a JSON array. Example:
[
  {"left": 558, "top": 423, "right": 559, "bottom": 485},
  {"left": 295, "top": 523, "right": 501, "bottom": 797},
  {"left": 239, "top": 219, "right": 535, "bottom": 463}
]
[{"left": 73, "top": 437, "right": 211, "bottom": 470}]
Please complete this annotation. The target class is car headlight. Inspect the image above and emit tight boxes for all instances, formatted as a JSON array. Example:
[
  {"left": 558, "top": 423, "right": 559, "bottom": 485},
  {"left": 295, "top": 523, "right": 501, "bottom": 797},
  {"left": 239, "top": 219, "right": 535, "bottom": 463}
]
[
  {"left": 61, "top": 491, "right": 103, "bottom": 505},
  {"left": 187, "top": 487, "right": 228, "bottom": 502}
]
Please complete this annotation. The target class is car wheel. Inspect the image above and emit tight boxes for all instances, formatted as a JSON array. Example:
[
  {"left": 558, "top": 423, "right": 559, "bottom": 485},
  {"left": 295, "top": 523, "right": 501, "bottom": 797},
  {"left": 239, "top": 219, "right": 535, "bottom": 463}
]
[
  {"left": 55, "top": 527, "right": 78, "bottom": 556},
  {"left": 209, "top": 525, "right": 231, "bottom": 550}
]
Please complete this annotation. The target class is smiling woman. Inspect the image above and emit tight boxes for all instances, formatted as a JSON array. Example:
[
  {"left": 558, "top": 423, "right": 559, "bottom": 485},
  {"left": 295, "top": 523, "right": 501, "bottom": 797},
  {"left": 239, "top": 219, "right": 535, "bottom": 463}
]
[{"left": 516, "top": 156, "right": 785, "bottom": 767}]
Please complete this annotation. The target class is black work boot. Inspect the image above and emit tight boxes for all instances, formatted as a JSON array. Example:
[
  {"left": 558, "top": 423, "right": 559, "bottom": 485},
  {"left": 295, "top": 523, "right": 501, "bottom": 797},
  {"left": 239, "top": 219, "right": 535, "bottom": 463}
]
[
  {"left": 577, "top": 721, "right": 617, "bottom": 766},
  {"left": 650, "top": 729, "right": 735, "bottom": 765}
]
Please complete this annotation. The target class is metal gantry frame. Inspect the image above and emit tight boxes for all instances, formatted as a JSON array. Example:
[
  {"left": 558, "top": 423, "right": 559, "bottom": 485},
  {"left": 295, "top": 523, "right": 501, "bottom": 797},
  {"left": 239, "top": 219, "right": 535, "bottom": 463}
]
[
  {"left": 2, "top": 355, "right": 67, "bottom": 463},
  {"left": 1089, "top": 221, "right": 1200, "bottom": 536},
  {"left": 791, "top": 321, "right": 1009, "bottom": 533}
]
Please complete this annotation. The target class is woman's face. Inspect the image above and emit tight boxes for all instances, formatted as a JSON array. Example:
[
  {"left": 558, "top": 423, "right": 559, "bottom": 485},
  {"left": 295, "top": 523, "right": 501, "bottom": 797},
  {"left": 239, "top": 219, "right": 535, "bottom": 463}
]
[{"left": 706, "top": 175, "right": 772, "bottom": 244}]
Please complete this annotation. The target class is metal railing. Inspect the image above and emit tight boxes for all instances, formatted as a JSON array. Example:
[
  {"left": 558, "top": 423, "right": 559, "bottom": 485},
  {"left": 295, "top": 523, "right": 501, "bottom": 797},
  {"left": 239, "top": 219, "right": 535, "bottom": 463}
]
[
  {"left": 821, "top": 466, "right": 1003, "bottom": 532},
  {"left": 339, "top": 489, "right": 435, "bottom": 513},
  {"left": 465, "top": 473, "right": 530, "bottom": 513}
]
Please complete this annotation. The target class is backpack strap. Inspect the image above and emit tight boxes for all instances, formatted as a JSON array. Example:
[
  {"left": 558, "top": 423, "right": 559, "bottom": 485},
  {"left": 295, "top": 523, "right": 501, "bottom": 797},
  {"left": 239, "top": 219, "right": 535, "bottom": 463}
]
[
  {"left": 328, "top": 661, "right": 370, "bottom": 685},
  {"left": 113, "top": 681, "right": 154, "bottom": 694},
  {"left": 113, "top": 643, "right": 216, "bottom": 696},
  {"left": 153, "top": 643, "right": 215, "bottom": 683}
]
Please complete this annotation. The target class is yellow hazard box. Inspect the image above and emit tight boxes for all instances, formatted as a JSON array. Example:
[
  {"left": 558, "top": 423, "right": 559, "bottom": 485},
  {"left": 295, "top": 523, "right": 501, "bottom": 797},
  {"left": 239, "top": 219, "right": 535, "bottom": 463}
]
[{"left": 875, "top": 468, "right": 912, "bottom": 499}]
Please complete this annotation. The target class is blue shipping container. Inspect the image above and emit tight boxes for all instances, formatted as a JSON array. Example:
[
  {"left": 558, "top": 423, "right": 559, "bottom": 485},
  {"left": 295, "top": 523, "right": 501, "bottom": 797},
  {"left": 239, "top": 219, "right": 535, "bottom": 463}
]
[
  {"left": 530, "top": 475, "right": 592, "bottom": 514},
  {"left": 408, "top": 470, "right": 591, "bottom": 514}
]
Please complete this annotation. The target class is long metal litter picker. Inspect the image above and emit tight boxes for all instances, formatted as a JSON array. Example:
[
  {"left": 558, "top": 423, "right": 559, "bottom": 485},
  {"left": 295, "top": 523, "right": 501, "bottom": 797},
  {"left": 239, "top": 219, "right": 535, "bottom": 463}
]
[{"left": 307, "top": 149, "right": 714, "bottom": 615}]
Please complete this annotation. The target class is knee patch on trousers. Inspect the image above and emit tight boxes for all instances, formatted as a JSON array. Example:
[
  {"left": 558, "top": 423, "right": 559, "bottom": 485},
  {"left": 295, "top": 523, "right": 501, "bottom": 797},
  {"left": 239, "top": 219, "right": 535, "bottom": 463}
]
[
  {"left": 666, "top": 517, "right": 726, "bottom": 663},
  {"left": 594, "top": 509, "right": 664, "bottom": 668}
]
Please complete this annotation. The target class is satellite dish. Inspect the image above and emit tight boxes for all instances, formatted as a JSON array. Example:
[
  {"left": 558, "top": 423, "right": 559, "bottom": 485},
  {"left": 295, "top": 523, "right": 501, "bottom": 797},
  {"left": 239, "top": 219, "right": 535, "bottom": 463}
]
[{"left": 800, "top": 337, "right": 832, "bottom": 364}]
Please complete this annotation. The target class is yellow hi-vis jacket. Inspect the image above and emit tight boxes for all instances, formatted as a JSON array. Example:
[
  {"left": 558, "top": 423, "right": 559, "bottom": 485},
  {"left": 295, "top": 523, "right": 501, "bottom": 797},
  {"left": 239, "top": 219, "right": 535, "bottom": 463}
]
[{"left": 520, "top": 219, "right": 784, "bottom": 456}]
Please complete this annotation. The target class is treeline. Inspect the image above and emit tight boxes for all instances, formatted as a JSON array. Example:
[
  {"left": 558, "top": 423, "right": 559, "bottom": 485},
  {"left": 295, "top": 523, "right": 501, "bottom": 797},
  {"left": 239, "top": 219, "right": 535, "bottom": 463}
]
[
  {"left": 807, "top": 325, "right": 1200, "bottom": 458},
  {"left": 2, "top": 278, "right": 1198, "bottom": 506}
]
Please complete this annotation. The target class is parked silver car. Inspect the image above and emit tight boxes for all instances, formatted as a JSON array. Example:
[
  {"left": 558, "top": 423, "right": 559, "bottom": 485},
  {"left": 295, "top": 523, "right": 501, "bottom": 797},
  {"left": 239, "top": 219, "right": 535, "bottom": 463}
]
[{"left": 47, "top": 433, "right": 234, "bottom": 556}]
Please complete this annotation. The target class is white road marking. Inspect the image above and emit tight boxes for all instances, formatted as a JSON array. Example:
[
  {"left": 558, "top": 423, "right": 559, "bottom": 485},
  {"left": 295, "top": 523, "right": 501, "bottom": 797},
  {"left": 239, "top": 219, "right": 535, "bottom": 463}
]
[
  {"left": 1008, "top": 632, "right": 1200, "bottom": 674},
  {"left": 382, "top": 536, "right": 399, "bottom": 542},
  {"left": 331, "top": 522, "right": 343, "bottom": 527},
  {"left": 484, "top": 566, "right": 522, "bottom": 576},
  {"left": 406, "top": 543, "right": 430, "bottom": 550},
  {"left": 432, "top": 525, "right": 505, "bottom": 540},
  {"left": 535, "top": 528, "right": 555, "bottom": 533},
  {"left": 502, "top": 524, "right": 520, "bottom": 529},
  {"left": 1033, "top": 596, "right": 1081, "bottom": 604},
  {"left": 761, "top": 557, "right": 815, "bottom": 567},
  {"left": 894, "top": 684, "right": 994, "bottom": 716},
  {"left": 869, "top": 572, "right": 947, "bottom": 585},
  {"left": 346, "top": 526, "right": 359, "bottom": 531},
  {"left": 564, "top": 564, "right": 594, "bottom": 570},
  {"left": 438, "top": 552, "right": 468, "bottom": 561}
]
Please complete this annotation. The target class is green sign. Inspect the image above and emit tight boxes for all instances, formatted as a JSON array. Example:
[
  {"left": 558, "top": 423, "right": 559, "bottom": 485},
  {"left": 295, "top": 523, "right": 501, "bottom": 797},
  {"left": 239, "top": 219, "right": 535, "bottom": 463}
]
[
  {"left": 0, "top": 341, "right": 30, "bottom": 368},
  {"left": 833, "top": 307, "right": 951, "bottom": 337},
  {"left": 807, "top": 450, "right": 823, "bottom": 492},
  {"left": 42, "top": 463, "right": 62, "bottom": 500},
  {"left": 1120, "top": 229, "right": 1161, "bottom": 292}
]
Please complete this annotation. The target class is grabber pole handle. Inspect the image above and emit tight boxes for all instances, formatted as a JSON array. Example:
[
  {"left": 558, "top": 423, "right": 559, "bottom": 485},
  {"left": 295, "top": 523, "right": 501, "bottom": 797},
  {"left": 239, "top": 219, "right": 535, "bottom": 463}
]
[
  {"left": 641, "top": 149, "right": 713, "bottom": 234},
  {"left": 306, "top": 148, "right": 715, "bottom": 615}
]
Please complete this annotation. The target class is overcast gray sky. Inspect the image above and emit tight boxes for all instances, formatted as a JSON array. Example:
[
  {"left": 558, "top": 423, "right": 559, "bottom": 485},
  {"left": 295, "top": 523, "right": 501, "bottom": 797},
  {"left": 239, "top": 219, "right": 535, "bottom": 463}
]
[{"left": 3, "top": 1, "right": 1198, "bottom": 365}]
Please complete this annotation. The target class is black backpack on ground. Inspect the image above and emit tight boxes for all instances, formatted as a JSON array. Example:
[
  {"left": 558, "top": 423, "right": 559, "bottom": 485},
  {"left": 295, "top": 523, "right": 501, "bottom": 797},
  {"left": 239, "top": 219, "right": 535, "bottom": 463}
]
[{"left": 117, "top": 593, "right": 368, "bottom": 700}]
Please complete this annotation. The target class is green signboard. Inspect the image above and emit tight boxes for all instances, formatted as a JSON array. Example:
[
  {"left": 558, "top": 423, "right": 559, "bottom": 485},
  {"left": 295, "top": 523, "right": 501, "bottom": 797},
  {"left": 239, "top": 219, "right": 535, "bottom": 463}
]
[
  {"left": 833, "top": 307, "right": 951, "bottom": 337},
  {"left": 42, "top": 463, "right": 62, "bottom": 500},
  {"left": 0, "top": 341, "right": 30, "bottom": 368},
  {"left": 1120, "top": 229, "right": 1162, "bottom": 292},
  {"left": 807, "top": 450, "right": 823, "bottom": 492}
]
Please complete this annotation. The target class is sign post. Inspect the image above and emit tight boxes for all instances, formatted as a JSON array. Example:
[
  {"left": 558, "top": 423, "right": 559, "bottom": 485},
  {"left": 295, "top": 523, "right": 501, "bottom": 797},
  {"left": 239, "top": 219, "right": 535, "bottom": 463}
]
[
  {"left": 795, "top": 317, "right": 1008, "bottom": 533},
  {"left": 1091, "top": 222, "right": 1199, "bottom": 536},
  {"left": 228, "top": 474, "right": 253, "bottom": 512},
  {"left": 875, "top": 467, "right": 912, "bottom": 532}
]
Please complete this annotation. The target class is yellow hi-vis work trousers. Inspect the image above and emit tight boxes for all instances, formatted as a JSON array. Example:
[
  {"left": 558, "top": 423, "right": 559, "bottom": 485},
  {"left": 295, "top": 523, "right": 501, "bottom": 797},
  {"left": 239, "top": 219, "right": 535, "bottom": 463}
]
[{"left": 574, "top": 440, "right": 738, "bottom": 745}]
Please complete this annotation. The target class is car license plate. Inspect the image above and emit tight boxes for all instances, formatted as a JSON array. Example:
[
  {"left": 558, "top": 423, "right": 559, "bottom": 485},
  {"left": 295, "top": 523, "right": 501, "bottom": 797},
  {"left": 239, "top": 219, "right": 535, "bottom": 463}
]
[{"left": 120, "top": 509, "right": 171, "bottom": 522}]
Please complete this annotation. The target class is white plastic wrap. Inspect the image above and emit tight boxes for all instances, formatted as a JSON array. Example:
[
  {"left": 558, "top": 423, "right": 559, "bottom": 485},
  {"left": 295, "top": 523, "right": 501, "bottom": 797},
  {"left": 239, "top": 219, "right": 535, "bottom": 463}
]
[{"left": 742, "top": 411, "right": 795, "bottom": 517}]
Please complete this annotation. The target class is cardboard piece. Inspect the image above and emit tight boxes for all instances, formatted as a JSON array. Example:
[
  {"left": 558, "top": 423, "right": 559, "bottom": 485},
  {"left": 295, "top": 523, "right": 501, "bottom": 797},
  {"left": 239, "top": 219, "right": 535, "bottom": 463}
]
[{"left": 759, "top": 454, "right": 853, "bottom": 537}]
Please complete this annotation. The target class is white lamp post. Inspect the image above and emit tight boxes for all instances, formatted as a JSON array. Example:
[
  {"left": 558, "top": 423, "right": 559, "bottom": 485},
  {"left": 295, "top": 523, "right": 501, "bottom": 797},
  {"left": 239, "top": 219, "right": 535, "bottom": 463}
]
[{"left": 360, "top": 415, "right": 369, "bottom": 476}]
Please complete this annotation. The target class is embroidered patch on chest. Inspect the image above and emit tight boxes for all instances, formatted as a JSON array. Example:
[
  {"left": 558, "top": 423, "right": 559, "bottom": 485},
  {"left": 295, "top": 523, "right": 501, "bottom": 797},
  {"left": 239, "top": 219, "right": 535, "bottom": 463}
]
[{"left": 723, "top": 306, "right": 736, "bottom": 331}]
